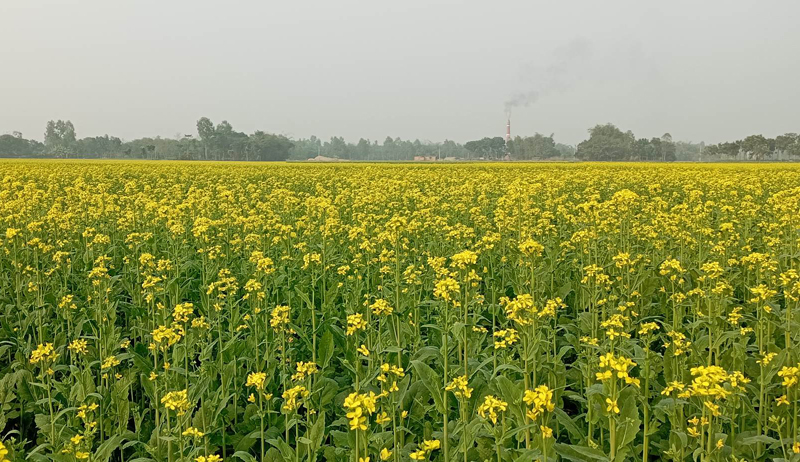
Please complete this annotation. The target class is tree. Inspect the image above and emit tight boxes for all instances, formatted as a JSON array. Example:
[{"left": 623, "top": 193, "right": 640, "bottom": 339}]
[
  {"left": 740, "top": 135, "right": 773, "bottom": 160},
  {"left": 633, "top": 138, "right": 656, "bottom": 161},
  {"left": 674, "top": 141, "right": 703, "bottom": 161},
  {"left": 289, "top": 136, "right": 322, "bottom": 160},
  {"left": 247, "top": 131, "right": 294, "bottom": 161},
  {"left": 464, "top": 137, "right": 505, "bottom": 159},
  {"left": 193, "top": 120, "right": 248, "bottom": 160},
  {"left": 44, "top": 120, "right": 76, "bottom": 156},
  {"left": 775, "top": 133, "right": 800, "bottom": 158},
  {"left": 555, "top": 143, "right": 576, "bottom": 158},
  {"left": 575, "top": 124, "right": 636, "bottom": 161},
  {"left": 702, "top": 140, "right": 740, "bottom": 160},
  {"left": 0, "top": 134, "right": 43, "bottom": 157},
  {"left": 629, "top": 135, "right": 676, "bottom": 162},
  {"left": 508, "top": 136, "right": 525, "bottom": 159},
  {"left": 328, "top": 136, "right": 347, "bottom": 159},
  {"left": 196, "top": 117, "right": 214, "bottom": 160},
  {"left": 356, "top": 138, "right": 371, "bottom": 160},
  {"left": 487, "top": 137, "right": 505, "bottom": 158},
  {"left": 382, "top": 136, "right": 396, "bottom": 160},
  {"left": 660, "top": 133, "right": 676, "bottom": 161},
  {"left": 524, "top": 133, "right": 559, "bottom": 159},
  {"left": 74, "top": 135, "right": 123, "bottom": 158},
  {"left": 213, "top": 120, "right": 234, "bottom": 160},
  {"left": 440, "top": 139, "right": 467, "bottom": 159},
  {"left": 722, "top": 141, "right": 741, "bottom": 158}
]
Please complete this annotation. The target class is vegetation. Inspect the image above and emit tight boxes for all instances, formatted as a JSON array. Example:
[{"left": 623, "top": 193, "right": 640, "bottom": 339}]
[
  {"left": 508, "top": 134, "right": 575, "bottom": 160},
  {"left": 0, "top": 133, "right": 43, "bottom": 157},
  {"left": 704, "top": 134, "right": 800, "bottom": 161},
  {"left": 575, "top": 125, "right": 676, "bottom": 162},
  {"left": 14, "top": 119, "right": 800, "bottom": 162},
  {"left": 1, "top": 161, "right": 800, "bottom": 462},
  {"left": 464, "top": 137, "right": 507, "bottom": 159},
  {"left": 0, "top": 120, "right": 471, "bottom": 162},
  {"left": 4, "top": 119, "right": 799, "bottom": 162}
]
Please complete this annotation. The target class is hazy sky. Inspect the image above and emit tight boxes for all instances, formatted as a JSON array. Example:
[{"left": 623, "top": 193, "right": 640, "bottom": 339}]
[{"left": 2, "top": 1, "right": 799, "bottom": 145}]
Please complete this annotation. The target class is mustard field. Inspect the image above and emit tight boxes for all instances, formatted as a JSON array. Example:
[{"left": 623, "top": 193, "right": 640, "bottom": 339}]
[{"left": 1, "top": 161, "right": 800, "bottom": 462}]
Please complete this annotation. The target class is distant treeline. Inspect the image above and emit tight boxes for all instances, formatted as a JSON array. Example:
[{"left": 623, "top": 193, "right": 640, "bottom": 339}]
[
  {"left": 1, "top": 119, "right": 797, "bottom": 162},
  {"left": 702, "top": 133, "right": 800, "bottom": 161},
  {"left": 0, "top": 118, "right": 474, "bottom": 161},
  {"left": 575, "top": 124, "right": 678, "bottom": 161},
  {"left": 573, "top": 124, "right": 800, "bottom": 162},
  {"left": 0, "top": 119, "right": 296, "bottom": 161}
]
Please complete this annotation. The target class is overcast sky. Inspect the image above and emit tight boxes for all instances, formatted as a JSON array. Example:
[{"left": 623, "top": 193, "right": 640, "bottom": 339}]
[{"left": 2, "top": 1, "right": 799, "bottom": 145}]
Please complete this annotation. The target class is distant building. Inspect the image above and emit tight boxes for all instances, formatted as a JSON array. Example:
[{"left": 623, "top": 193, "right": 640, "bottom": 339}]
[
  {"left": 413, "top": 156, "right": 436, "bottom": 161},
  {"left": 307, "top": 155, "right": 349, "bottom": 162}
]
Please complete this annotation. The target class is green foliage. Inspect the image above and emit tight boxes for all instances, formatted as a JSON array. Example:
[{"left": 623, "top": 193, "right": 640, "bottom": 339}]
[
  {"left": 574, "top": 124, "right": 678, "bottom": 162},
  {"left": 44, "top": 119, "right": 76, "bottom": 156},
  {"left": 464, "top": 137, "right": 506, "bottom": 159},
  {"left": 4, "top": 119, "right": 797, "bottom": 163},
  {"left": 0, "top": 133, "right": 43, "bottom": 157},
  {"left": 508, "top": 134, "right": 566, "bottom": 160},
  {"left": 1, "top": 161, "right": 799, "bottom": 462}
]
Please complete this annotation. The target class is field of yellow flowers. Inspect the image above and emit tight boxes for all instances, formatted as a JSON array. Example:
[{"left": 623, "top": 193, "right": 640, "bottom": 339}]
[{"left": 1, "top": 160, "right": 800, "bottom": 462}]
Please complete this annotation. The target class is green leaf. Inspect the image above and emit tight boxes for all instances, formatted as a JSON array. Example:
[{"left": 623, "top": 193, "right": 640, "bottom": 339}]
[
  {"left": 494, "top": 375, "right": 523, "bottom": 421},
  {"left": 739, "top": 435, "right": 778, "bottom": 446},
  {"left": 555, "top": 443, "right": 610, "bottom": 462},
  {"left": 494, "top": 375, "right": 519, "bottom": 406},
  {"left": 553, "top": 407, "right": 583, "bottom": 442},
  {"left": 94, "top": 433, "right": 130, "bottom": 462},
  {"left": 615, "top": 387, "right": 641, "bottom": 453},
  {"left": 232, "top": 451, "right": 258, "bottom": 462},
  {"left": 308, "top": 412, "right": 325, "bottom": 452},
  {"left": 267, "top": 438, "right": 296, "bottom": 460},
  {"left": 318, "top": 329, "right": 334, "bottom": 369},
  {"left": 410, "top": 359, "right": 444, "bottom": 413},
  {"left": 316, "top": 377, "right": 339, "bottom": 407}
]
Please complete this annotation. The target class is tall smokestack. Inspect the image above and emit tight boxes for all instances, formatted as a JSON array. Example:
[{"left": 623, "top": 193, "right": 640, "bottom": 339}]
[{"left": 505, "top": 116, "right": 511, "bottom": 145}]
